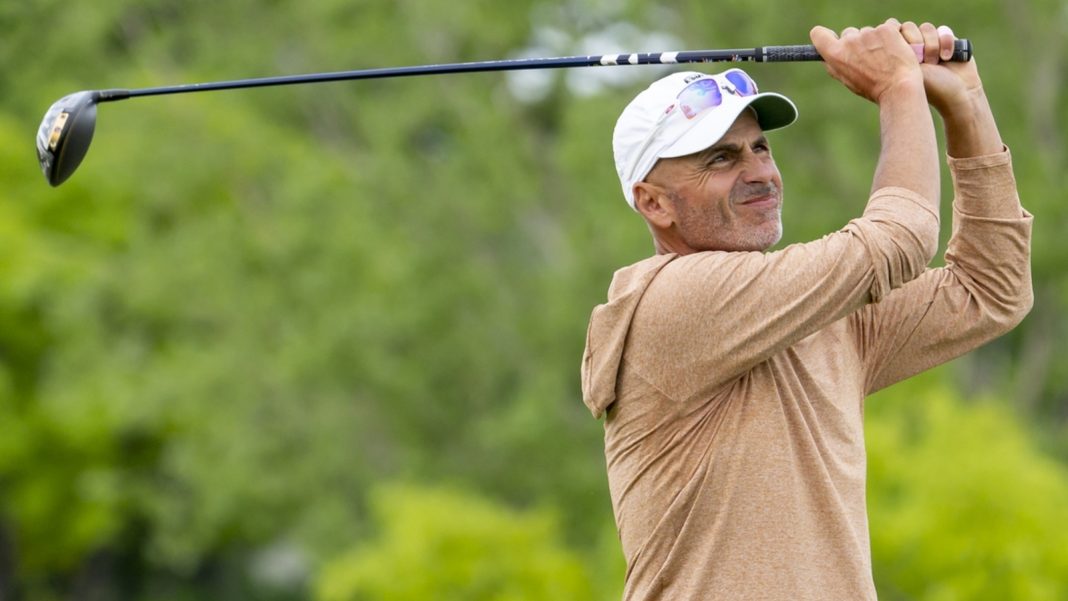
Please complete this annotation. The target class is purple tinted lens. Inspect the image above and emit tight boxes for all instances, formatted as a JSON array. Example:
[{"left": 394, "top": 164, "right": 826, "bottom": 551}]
[
  {"left": 725, "top": 70, "right": 757, "bottom": 96},
  {"left": 678, "top": 79, "right": 722, "bottom": 119}
]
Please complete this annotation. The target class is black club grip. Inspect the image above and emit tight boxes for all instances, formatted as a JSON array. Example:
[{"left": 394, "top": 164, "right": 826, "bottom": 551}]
[
  {"left": 764, "top": 45, "right": 823, "bottom": 62},
  {"left": 764, "top": 39, "right": 972, "bottom": 63},
  {"left": 947, "top": 39, "right": 973, "bottom": 62}
]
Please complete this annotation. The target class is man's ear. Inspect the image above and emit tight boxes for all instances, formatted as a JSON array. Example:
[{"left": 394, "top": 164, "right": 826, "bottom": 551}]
[{"left": 633, "top": 181, "right": 676, "bottom": 229}]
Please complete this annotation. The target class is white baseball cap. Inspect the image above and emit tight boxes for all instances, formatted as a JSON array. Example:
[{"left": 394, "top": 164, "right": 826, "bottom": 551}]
[{"left": 613, "top": 68, "right": 798, "bottom": 209}]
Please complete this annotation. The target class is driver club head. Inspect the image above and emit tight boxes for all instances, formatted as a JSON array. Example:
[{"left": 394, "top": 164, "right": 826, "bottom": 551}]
[{"left": 36, "top": 91, "right": 99, "bottom": 187}]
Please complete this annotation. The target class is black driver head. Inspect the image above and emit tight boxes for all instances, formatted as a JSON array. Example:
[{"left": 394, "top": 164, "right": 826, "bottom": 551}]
[{"left": 36, "top": 91, "right": 99, "bottom": 187}]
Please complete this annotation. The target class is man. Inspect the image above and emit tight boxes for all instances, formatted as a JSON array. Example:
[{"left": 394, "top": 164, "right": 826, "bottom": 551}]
[{"left": 581, "top": 19, "right": 1032, "bottom": 600}]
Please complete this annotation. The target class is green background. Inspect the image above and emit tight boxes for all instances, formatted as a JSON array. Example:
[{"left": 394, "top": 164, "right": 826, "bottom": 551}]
[{"left": 1, "top": 1, "right": 1066, "bottom": 599}]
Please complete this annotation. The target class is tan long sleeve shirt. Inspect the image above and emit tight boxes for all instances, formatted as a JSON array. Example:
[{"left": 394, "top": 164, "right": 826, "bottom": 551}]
[{"left": 581, "top": 150, "right": 1032, "bottom": 601}]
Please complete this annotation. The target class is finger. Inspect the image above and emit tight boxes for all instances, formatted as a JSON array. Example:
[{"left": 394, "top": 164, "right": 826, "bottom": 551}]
[
  {"left": 919, "top": 22, "right": 940, "bottom": 63},
  {"left": 899, "top": 20, "right": 923, "bottom": 45},
  {"left": 810, "top": 25, "right": 840, "bottom": 42},
  {"left": 898, "top": 21, "right": 926, "bottom": 62},
  {"left": 809, "top": 25, "right": 841, "bottom": 58},
  {"left": 810, "top": 25, "right": 845, "bottom": 70},
  {"left": 937, "top": 25, "right": 956, "bottom": 61},
  {"left": 841, "top": 26, "right": 860, "bottom": 38}
]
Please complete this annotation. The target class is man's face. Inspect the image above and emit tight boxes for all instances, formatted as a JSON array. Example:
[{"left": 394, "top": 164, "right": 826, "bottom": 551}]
[{"left": 642, "top": 110, "right": 784, "bottom": 253}]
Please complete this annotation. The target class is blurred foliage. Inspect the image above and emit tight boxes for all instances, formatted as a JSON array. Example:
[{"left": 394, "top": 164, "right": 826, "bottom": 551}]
[
  {"left": 314, "top": 484, "right": 607, "bottom": 601},
  {"left": 868, "top": 375, "right": 1068, "bottom": 601},
  {"left": 0, "top": 0, "right": 1065, "bottom": 599}
]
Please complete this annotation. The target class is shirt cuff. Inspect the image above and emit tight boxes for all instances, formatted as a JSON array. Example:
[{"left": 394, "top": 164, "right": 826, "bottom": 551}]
[
  {"left": 946, "top": 145, "right": 1011, "bottom": 170},
  {"left": 948, "top": 145, "right": 1024, "bottom": 219}
]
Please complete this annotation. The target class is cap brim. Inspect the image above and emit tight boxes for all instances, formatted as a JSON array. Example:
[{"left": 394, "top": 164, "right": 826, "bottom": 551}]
[{"left": 660, "top": 92, "right": 798, "bottom": 159}]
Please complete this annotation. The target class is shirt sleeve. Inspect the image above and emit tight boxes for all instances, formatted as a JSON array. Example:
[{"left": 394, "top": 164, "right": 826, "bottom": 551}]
[
  {"left": 627, "top": 186, "right": 940, "bottom": 405},
  {"left": 854, "top": 148, "right": 1033, "bottom": 394}
]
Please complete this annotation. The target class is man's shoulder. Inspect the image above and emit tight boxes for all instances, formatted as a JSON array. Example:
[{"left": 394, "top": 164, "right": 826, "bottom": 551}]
[
  {"left": 632, "top": 249, "right": 765, "bottom": 288},
  {"left": 607, "top": 253, "right": 679, "bottom": 296},
  {"left": 618, "top": 252, "right": 680, "bottom": 273}
]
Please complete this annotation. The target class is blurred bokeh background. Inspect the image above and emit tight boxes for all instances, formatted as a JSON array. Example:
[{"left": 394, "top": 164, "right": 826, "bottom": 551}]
[{"left": 1, "top": 1, "right": 1066, "bottom": 599}]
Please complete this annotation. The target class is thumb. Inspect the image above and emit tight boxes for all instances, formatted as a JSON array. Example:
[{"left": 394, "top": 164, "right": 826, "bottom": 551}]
[{"left": 809, "top": 25, "right": 839, "bottom": 56}]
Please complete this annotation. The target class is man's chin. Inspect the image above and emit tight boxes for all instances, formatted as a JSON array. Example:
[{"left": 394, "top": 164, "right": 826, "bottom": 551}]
[{"left": 751, "top": 222, "right": 783, "bottom": 252}]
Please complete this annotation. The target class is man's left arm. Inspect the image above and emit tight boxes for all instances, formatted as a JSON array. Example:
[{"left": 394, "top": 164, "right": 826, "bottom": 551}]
[
  {"left": 855, "top": 24, "right": 1033, "bottom": 393},
  {"left": 857, "top": 149, "right": 1032, "bottom": 394}
]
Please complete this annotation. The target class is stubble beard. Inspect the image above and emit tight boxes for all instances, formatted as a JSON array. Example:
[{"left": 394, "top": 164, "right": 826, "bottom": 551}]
[{"left": 674, "top": 183, "right": 784, "bottom": 252}]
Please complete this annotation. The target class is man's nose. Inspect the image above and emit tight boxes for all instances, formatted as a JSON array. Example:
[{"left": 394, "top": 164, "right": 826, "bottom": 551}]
[{"left": 740, "top": 151, "right": 777, "bottom": 184}]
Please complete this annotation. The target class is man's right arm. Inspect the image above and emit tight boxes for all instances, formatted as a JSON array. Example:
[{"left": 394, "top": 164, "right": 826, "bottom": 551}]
[
  {"left": 624, "top": 21, "right": 947, "bottom": 404},
  {"left": 810, "top": 19, "right": 940, "bottom": 209}
]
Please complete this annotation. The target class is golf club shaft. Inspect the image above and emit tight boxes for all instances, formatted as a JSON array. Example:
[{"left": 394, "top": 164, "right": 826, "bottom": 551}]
[{"left": 94, "top": 40, "right": 972, "bottom": 102}]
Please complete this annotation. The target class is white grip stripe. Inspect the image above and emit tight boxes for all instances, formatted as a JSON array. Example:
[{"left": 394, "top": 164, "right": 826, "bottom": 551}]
[{"left": 661, "top": 52, "right": 679, "bottom": 63}]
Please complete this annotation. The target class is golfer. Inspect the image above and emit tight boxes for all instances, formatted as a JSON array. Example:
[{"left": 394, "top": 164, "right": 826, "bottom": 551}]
[{"left": 581, "top": 19, "right": 1032, "bottom": 600}]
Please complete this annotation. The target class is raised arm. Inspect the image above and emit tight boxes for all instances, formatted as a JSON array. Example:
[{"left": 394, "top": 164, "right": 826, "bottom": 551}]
[
  {"left": 857, "top": 25, "right": 1033, "bottom": 392},
  {"left": 631, "top": 24, "right": 1031, "bottom": 402},
  {"left": 621, "top": 21, "right": 949, "bottom": 404},
  {"left": 810, "top": 19, "right": 940, "bottom": 204},
  {"left": 902, "top": 22, "right": 1005, "bottom": 160}
]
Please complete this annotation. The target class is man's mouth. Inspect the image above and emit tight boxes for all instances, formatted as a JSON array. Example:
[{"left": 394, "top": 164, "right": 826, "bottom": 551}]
[{"left": 739, "top": 193, "right": 779, "bottom": 208}]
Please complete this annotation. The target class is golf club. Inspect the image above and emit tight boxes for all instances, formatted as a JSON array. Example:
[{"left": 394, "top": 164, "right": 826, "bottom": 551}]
[{"left": 37, "top": 40, "right": 972, "bottom": 187}]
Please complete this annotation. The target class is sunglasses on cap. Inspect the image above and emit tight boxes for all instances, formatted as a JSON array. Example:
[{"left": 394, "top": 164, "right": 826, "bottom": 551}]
[{"left": 673, "top": 69, "right": 759, "bottom": 120}]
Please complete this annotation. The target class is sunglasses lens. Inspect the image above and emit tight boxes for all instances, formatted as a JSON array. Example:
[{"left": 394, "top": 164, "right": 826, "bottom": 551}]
[
  {"left": 725, "top": 70, "right": 757, "bottom": 96},
  {"left": 678, "top": 79, "right": 723, "bottom": 119}
]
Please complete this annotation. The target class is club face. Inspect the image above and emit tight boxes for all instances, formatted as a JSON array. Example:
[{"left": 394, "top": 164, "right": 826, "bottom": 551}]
[{"left": 36, "top": 91, "right": 98, "bottom": 186}]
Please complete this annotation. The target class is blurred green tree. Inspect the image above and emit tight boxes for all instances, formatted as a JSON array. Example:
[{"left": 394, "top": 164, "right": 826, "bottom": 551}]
[
  {"left": 0, "top": 0, "right": 1064, "bottom": 599},
  {"left": 868, "top": 375, "right": 1068, "bottom": 600},
  {"left": 314, "top": 484, "right": 600, "bottom": 601}
]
